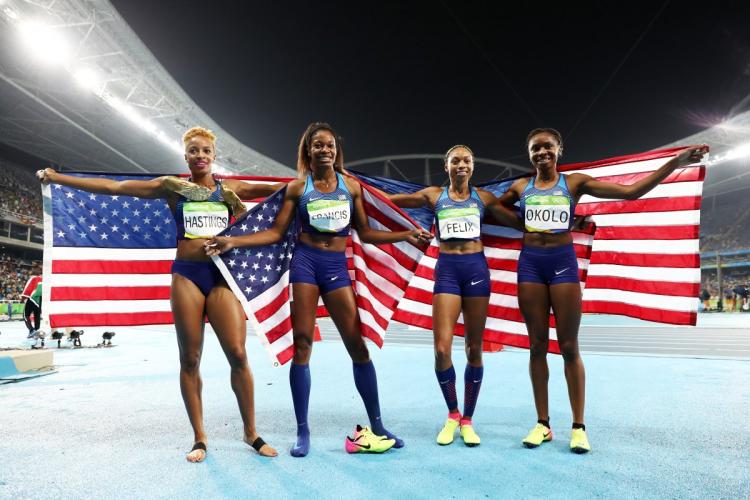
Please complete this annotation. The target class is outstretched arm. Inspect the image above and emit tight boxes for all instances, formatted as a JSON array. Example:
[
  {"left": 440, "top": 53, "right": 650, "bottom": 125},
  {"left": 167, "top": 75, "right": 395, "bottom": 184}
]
[
  {"left": 37, "top": 168, "right": 168, "bottom": 199},
  {"left": 497, "top": 178, "right": 525, "bottom": 208},
  {"left": 204, "top": 181, "right": 301, "bottom": 255},
  {"left": 368, "top": 183, "right": 439, "bottom": 209},
  {"left": 573, "top": 146, "right": 707, "bottom": 200},
  {"left": 479, "top": 190, "right": 524, "bottom": 231},
  {"left": 222, "top": 178, "right": 288, "bottom": 199},
  {"left": 350, "top": 180, "right": 432, "bottom": 246}
]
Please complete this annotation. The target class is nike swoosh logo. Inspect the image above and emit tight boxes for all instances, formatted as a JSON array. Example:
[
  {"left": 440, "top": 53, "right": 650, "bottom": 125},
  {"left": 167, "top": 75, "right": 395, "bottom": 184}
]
[
  {"left": 309, "top": 197, "right": 322, "bottom": 201},
  {"left": 347, "top": 437, "right": 371, "bottom": 449},
  {"left": 473, "top": 379, "right": 482, "bottom": 383},
  {"left": 544, "top": 432, "right": 551, "bottom": 438},
  {"left": 470, "top": 280, "right": 484, "bottom": 285},
  {"left": 554, "top": 268, "right": 569, "bottom": 275},
  {"left": 330, "top": 276, "right": 338, "bottom": 281}
]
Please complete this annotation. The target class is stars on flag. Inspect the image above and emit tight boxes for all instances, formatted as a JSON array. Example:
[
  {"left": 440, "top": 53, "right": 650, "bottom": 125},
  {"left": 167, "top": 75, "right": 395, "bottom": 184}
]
[{"left": 50, "top": 177, "right": 177, "bottom": 249}]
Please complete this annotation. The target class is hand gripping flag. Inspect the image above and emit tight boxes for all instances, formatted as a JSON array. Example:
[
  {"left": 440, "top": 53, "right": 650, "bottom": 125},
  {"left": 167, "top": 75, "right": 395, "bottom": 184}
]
[{"left": 212, "top": 178, "right": 429, "bottom": 366}]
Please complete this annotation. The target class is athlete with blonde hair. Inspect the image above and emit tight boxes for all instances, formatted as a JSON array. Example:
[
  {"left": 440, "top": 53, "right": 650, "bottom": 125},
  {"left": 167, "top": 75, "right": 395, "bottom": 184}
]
[{"left": 38, "top": 126, "right": 284, "bottom": 462}]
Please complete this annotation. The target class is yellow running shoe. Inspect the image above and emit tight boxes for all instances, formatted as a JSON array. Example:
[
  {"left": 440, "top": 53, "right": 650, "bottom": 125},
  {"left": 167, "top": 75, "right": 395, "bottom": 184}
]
[
  {"left": 345, "top": 425, "right": 395, "bottom": 454},
  {"left": 459, "top": 423, "right": 481, "bottom": 447},
  {"left": 570, "top": 428, "right": 591, "bottom": 454},
  {"left": 522, "top": 423, "right": 553, "bottom": 448},
  {"left": 436, "top": 418, "right": 460, "bottom": 445}
]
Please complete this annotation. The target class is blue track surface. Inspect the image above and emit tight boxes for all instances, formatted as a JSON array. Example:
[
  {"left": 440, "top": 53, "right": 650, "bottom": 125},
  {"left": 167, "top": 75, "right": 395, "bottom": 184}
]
[{"left": 0, "top": 321, "right": 749, "bottom": 498}]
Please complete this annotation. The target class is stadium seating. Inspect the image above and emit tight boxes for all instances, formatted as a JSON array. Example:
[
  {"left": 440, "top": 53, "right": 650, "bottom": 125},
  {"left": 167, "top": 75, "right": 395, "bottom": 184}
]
[{"left": 0, "top": 160, "right": 42, "bottom": 224}]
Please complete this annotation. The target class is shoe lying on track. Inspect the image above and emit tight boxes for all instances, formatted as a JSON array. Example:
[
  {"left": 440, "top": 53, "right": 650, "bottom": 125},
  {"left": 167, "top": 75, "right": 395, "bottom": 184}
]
[
  {"left": 345, "top": 425, "right": 395, "bottom": 454},
  {"left": 522, "top": 423, "right": 553, "bottom": 448}
]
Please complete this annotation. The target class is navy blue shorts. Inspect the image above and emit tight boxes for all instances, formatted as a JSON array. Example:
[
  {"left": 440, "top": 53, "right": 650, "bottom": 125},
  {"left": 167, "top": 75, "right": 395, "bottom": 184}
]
[
  {"left": 172, "top": 259, "right": 222, "bottom": 296},
  {"left": 290, "top": 243, "right": 351, "bottom": 295},
  {"left": 517, "top": 243, "right": 579, "bottom": 285},
  {"left": 433, "top": 252, "right": 491, "bottom": 297}
]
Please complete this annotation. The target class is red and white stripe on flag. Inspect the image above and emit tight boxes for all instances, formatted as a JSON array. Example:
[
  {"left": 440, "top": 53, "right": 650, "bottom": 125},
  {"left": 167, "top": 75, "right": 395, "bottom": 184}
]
[
  {"left": 393, "top": 223, "right": 595, "bottom": 354},
  {"left": 562, "top": 147, "right": 705, "bottom": 325},
  {"left": 42, "top": 176, "right": 292, "bottom": 329},
  {"left": 393, "top": 146, "right": 705, "bottom": 351},
  {"left": 227, "top": 178, "right": 428, "bottom": 366}
]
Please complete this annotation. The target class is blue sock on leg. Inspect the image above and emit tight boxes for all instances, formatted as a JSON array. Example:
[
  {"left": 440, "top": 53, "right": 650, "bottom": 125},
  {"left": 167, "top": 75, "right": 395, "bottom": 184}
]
[
  {"left": 435, "top": 365, "right": 459, "bottom": 413},
  {"left": 463, "top": 364, "right": 483, "bottom": 420},
  {"left": 353, "top": 360, "right": 404, "bottom": 448},
  {"left": 289, "top": 363, "right": 311, "bottom": 457}
]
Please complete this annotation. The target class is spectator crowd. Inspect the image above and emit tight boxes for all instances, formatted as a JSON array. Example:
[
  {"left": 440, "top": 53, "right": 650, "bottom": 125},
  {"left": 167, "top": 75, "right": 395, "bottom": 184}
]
[
  {"left": 0, "top": 160, "right": 42, "bottom": 224},
  {"left": 0, "top": 250, "right": 41, "bottom": 301}
]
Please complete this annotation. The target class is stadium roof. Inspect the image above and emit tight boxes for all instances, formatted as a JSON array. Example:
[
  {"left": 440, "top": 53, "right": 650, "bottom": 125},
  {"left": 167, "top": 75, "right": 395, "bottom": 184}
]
[
  {"left": 0, "top": 0, "right": 748, "bottom": 190},
  {"left": 0, "top": 0, "right": 294, "bottom": 176}
]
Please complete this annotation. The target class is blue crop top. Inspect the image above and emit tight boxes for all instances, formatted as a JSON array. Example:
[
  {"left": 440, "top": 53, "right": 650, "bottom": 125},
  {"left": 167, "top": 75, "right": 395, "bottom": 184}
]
[
  {"left": 297, "top": 172, "right": 353, "bottom": 237},
  {"left": 174, "top": 178, "right": 231, "bottom": 240},
  {"left": 435, "top": 186, "right": 485, "bottom": 241},
  {"left": 519, "top": 174, "right": 575, "bottom": 233}
]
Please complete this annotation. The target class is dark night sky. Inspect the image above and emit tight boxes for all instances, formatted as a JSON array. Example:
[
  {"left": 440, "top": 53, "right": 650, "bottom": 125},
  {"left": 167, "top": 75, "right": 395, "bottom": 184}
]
[{"left": 112, "top": 1, "right": 750, "bottom": 180}]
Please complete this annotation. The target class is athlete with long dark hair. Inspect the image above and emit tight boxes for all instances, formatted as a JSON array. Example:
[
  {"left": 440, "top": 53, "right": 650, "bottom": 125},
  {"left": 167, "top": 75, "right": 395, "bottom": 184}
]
[{"left": 205, "top": 122, "right": 432, "bottom": 457}]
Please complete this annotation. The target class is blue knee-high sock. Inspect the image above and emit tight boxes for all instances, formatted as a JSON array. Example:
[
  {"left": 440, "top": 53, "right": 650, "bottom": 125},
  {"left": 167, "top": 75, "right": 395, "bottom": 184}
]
[
  {"left": 289, "top": 363, "right": 311, "bottom": 457},
  {"left": 463, "top": 364, "right": 484, "bottom": 419},
  {"left": 436, "top": 365, "right": 459, "bottom": 413},
  {"left": 353, "top": 360, "right": 404, "bottom": 448}
]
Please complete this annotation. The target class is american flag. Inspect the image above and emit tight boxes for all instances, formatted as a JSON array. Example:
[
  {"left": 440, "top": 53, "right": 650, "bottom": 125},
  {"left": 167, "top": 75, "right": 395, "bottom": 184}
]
[
  {"left": 42, "top": 147, "right": 704, "bottom": 355},
  {"left": 41, "top": 174, "right": 291, "bottom": 329},
  {"left": 361, "top": 146, "right": 706, "bottom": 353},
  {"left": 213, "top": 179, "right": 428, "bottom": 366}
]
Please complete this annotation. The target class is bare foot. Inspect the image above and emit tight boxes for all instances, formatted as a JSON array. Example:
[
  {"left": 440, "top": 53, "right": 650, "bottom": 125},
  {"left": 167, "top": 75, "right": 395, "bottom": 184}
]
[
  {"left": 186, "top": 442, "right": 207, "bottom": 463},
  {"left": 244, "top": 434, "right": 278, "bottom": 457}
]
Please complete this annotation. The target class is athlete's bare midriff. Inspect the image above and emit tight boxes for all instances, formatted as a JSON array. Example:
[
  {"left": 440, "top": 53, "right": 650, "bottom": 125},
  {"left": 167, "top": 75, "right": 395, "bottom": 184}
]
[
  {"left": 523, "top": 231, "right": 573, "bottom": 248},
  {"left": 299, "top": 232, "right": 348, "bottom": 252},
  {"left": 175, "top": 239, "right": 214, "bottom": 261},
  {"left": 438, "top": 239, "right": 484, "bottom": 255}
]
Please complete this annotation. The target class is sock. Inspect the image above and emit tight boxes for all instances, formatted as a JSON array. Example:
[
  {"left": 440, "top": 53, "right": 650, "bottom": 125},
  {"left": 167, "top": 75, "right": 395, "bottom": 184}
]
[
  {"left": 435, "top": 365, "right": 458, "bottom": 413},
  {"left": 572, "top": 422, "right": 586, "bottom": 431},
  {"left": 448, "top": 411, "right": 461, "bottom": 422},
  {"left": 538, "top": 419, "right": 551, "bottom": 429},
  {"left": 353, "top": 360, "right": 404, "bottom": 448},
  {"left": 463, "top": 364, "right": 483, "bottom": 419},
  {"left": 289, "top": 363, "right": 311, "bottom": 457}
]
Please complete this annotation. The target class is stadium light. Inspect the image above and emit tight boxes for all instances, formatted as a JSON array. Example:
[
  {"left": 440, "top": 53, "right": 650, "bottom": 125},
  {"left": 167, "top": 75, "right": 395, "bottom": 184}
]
[
  {"left": 7, "top": 8, "right": 235, "bottom": 173},
  {"left": 707, "top": 142, "right": 750, "bottom": 166},
  {"left": 2, "top": 6, "right": 19, "bottom": 20},
  {"left": 18, "top": 21, "right": 71, "bottom": 66},
  {"left": 73, "top": 68, "right": 101, "bottom": 92}
]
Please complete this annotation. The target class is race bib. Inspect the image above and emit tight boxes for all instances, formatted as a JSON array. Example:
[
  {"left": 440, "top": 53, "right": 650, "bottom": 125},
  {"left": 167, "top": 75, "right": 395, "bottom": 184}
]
[
  {"left": 524, "top": 194, "right": 570, "bottom": 232},
  {"left": 308, "top": 198, "right": 350, "bottom": 233},
  {"left": 437, "top": 207, "right": 481, "bottom": 239},
  {"left": 182, "top": 202, "right": 229, "bottom": 238}
]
